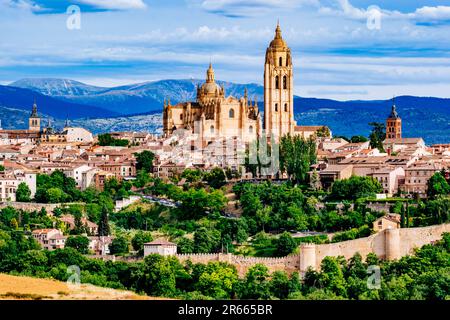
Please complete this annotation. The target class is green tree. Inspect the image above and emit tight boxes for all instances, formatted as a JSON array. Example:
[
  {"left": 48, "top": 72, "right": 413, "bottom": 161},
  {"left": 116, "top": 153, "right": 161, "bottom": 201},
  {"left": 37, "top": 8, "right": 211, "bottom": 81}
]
[
  {"left": 176, "top": 237, "right": 195, "bottom": 254},
  {"left": 194, "top": 227, "right": 221, "bottom": 253},
  {"left": 134, "top": 170, "right": 152, "bottom": 188},
  {"left": 330, "top": 176, "right": 382, "bottom": 200},
  {"left": 239, "top": 264, "right": 271, "bottom": 299},
  {"left": 316, "top": 126, "right": 331, "bottom": 138},
  {"left": 280, "top": 134, "right": 317, "bottom": 184},
  {"left": 181, "top": 169, "right": 203, "bottom": 183},
  {"left": 16, "top": 183, "right": 31, "bottom": 202},
  {"left": 369, "top": 122, "right": 386, "bottom": 152},
  {"left": 275, "top": 232, "right": 297, "bottom": 257},
  {"left": 204, "top": 167, "right": 227, "bottom": 189},
  {"left": 269, "top": 271, "right": 291, "bottom": 299},
  {"left": 65, "top": 235, "right": 90, "bottom": 254},
  {"left": 98, "top": 133, "right": 128, "bottom": 147},
  {"left": 195, "top": 262, "right": 238, "bottom": 299},
  {"left": 110, "top": 236, "right": 129, "bottom": 255},
  {"left": 310, "top": 169, "right": 322, "bottom": 191},
  {"left": 135, "top": 150, "right": 155, "bottom": 173},
  {"left": 140, "top": 254, "right": 177, "bottom": 297},
  {"left": 427, "top": 172, "right": 450, "bottom": 198},
  {"left": 98, "top": 206, "right": 110, "bottom": 236},
  {"left": 177, "top": 188, "right": 227, "bottom": 219},
  {"left": 350, "top": 135, "right": 369, "bottom": 143},
  {"left": 46, "top": 188, "right": 67, "bottom": 203},
  {"left": 131, "top": 231, "right": 153, "bottom": 252}
]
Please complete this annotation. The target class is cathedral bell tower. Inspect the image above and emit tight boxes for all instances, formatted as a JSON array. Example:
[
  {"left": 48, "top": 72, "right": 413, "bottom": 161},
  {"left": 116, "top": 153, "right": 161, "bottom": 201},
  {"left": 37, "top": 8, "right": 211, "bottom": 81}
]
[
  {"left": 264, "top": 22, "right": 296, "bottom": 141},
  {"left": 386, "top": 98, "right": 402, "bottom": 139},
  {"left": 29, "top": 100, "right": 41, "bottom": 132}
]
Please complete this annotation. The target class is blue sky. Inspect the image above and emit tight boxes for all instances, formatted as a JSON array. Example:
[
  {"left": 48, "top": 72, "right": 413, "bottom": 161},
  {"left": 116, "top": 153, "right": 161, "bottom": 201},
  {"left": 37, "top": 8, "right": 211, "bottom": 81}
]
[{"left": 2, "top": 0, "right": 450, "bottom": 100}]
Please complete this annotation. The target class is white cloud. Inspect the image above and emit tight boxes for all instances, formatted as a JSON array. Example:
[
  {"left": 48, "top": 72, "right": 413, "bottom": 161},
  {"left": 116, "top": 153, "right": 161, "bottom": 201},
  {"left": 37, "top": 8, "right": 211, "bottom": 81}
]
[
  {"left": 200, "top": 0, "right": 319, "bottom": 17},
  {"left": 77, "top": 0, "right": 146, "bottom": 10},
  {"left": 408, "top": 6, "right": 450, "bottom": 23}
]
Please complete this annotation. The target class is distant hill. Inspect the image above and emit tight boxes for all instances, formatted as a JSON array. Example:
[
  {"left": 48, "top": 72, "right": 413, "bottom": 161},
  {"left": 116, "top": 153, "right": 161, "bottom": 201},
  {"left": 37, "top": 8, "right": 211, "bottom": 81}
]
[
  {"left": 4, "top": 78, "right": 450, "bottom": 144},
  {"left": 0, "top": 85, "right": 118, "bottom": 119}
]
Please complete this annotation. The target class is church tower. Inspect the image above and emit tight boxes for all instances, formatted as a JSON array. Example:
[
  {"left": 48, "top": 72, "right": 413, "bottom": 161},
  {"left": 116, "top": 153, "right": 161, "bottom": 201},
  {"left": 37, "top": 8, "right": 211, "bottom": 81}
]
[
  {"left": 29, "top": 100, "right": 41, "bottom": 132},
  {"left": 264, "top": 22, "right": 296, "bottom": 141},
  {"left": 386, "top": 98, "right": 402, "bottom": 139}
]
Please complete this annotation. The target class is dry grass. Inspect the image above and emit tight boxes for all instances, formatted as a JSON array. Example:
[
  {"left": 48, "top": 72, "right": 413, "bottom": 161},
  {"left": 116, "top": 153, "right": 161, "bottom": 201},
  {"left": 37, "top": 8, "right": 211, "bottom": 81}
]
[{"left": 0, "top": 273, "right": 165, "bottom": 300}]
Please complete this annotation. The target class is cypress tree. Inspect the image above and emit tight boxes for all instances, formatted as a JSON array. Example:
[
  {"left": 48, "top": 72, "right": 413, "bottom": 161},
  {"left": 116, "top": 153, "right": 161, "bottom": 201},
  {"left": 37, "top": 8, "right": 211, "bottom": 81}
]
[{"left": 98, "top": 206, "right": 110, "bottom": 236}]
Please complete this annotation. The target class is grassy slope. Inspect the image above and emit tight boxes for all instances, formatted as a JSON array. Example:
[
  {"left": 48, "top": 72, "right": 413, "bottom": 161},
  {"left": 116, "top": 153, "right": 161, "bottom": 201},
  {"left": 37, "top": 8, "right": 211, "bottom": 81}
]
[{"left": 0, "top": 273, "right": 165, "bottom": 300}]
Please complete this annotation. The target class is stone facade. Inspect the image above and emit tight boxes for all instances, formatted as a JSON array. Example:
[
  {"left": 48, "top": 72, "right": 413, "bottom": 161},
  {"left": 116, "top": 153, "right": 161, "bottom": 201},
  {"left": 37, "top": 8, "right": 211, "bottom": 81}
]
[
  {"left": 264, "top": 22, "right": 296, "bottom": 141},
  {"left": 163, "top": 64, "right": 261, "bottom": 145}
]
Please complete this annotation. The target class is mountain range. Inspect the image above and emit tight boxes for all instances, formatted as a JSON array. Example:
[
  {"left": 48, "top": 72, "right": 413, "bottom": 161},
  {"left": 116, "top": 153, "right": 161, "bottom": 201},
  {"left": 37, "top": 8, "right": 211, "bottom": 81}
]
[{"left": 1, "top": 78, "right": 449, "bottom": 144}]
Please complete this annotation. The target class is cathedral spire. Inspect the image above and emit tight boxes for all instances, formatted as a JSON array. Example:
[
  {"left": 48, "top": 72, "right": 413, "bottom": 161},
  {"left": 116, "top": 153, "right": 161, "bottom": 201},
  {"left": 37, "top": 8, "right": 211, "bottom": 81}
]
[
  {"left": 275, "top": 20, "right": 282, "bottom": 39},
  {"left": 389, "top": 96, "right": 399, "bottom": 119},
  {"left": 31, "top": 99, "right": 38, "bottom": 117}
]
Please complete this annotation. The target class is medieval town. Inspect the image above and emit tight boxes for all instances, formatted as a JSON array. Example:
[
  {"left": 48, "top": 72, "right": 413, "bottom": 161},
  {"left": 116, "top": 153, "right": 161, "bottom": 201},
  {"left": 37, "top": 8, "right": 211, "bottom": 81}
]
[{"left": 0, "top": 23, "right": 449, "bottom": 301}]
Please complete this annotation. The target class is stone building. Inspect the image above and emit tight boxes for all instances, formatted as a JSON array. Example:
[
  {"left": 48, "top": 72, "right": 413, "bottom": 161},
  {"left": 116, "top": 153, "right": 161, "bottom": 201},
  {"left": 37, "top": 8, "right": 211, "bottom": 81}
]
[
  {"left": 264, "top": 22, "right": 297, "bottom": 141},
  {"left": 29, "top": 100, "right": 41, "bottom": 132},
  {"left": 373, "top": 214, "right": 401, "bottom": 232},
  {"left": 144, "top": 239, "right": 177, "bottom": 257},
  {"left": 1, "top": 102, "right": 94, "bottom": 145},
  {"left": 163, "top": 63, "right": 261, "bottom": 145}
]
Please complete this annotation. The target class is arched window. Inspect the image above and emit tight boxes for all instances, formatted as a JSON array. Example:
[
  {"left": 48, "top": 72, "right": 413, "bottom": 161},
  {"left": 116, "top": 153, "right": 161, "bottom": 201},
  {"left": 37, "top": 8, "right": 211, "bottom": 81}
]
[
  {"left": 249, "top": 126, "right": 253, "bottom": 134},
  {"left": 180, "top": 114, "right": 183, "bottom": 120},
  {"left": 275, "top": 103, "right": 278, "bottom": 112},
  {"left": 210, "top": 126, "right": 214, "bottom": 134},
  {"left": 229, "top": 108, "right": 235, "bottom": 118},
  {"left": 275, "top": 76, "right": 279, "bottom": 89},
  {"left": 284, "top": 103, "right": 288, "bottom": 112},
  {"left": 283, "top": 76, "right": 287, "bottom": 89},
  {"left": 279, "top": 57, "right": 282, "bottom": 66}
]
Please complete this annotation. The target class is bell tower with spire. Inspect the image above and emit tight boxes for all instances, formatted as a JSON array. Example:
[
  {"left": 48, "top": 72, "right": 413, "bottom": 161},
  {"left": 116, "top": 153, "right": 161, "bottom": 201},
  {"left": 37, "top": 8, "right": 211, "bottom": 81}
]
[
  {"left": 386, "top": 97, "right": 402, "bottom": 139},
  {"left": 264, "top": 21, "right": 296, "bottom": 141},
  {"left": 29, "top": 99, "right": 41, "bottom": 132}
]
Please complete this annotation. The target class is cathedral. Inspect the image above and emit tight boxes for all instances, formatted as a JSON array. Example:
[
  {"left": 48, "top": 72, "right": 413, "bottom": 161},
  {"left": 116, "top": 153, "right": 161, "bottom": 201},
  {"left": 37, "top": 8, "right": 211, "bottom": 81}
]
[{"left": 163, "top": 22, "right": 298, "bottom": 144}]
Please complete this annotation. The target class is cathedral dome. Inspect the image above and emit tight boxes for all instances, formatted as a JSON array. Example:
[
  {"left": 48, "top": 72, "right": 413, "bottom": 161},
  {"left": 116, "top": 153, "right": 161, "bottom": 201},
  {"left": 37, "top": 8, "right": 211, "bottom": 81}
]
[
  {"left": 269, "top": 23, "right": 287, "bottom": 49},
  {"left": 200, "top": 63, "right": 221, "bottom": 95},
  {"left": 201, "top": 82, "right": 220, "bottom": 94}
]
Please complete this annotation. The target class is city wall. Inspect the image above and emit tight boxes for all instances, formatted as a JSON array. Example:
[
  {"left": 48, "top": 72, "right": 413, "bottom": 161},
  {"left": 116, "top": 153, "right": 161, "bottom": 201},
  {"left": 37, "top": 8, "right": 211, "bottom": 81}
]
[
  {"left": 94, "top": 224, "right": 449, "bottom": 276},
  {"left": 176, "top": 224, "right": 449, "bottom": 275},
  {"left": 302, "top": 223, "right": 450, "bottom": 272},
  {"left": 0, "top": 202, "right": 61, "bottom": 213},
  {"left": 176, "top": 253, "right": 300, "bottom": 276}
]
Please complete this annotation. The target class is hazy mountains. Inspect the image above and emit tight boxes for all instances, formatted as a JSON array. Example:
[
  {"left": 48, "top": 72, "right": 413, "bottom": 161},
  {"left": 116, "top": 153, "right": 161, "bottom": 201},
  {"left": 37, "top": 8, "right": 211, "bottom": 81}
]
[
  {"left": 10, "top": 78, "right": 263, "bottom": 116},
  {"left": 1, "top": 78, "right": 450, "bottom": 144}
]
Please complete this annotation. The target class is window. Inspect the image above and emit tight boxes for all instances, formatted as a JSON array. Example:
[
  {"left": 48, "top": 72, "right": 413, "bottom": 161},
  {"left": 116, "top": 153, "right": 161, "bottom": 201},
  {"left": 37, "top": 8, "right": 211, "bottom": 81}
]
[
  {"left": 210, "top": 126, "right": 214, "bottom": 134},
  {"left": 284, "top": 103, "right": 288, "bottom": 112},
  {"left": 275, "top": 76, "right": 279, "bottom": 89},
  {"left": 275, "top": 103, "right": 278, "bottom": 112},
  {"left": 180, "top": 114, "right": 183, "bottom": 120},
  {"left": 229, "top": 108, "right": 235, "bottom": 118},
  {"left": 283, "top": 76, "right": 287, "bottom": 89},
  {"left": 279, "top": 57, "right": 283, "bottom": 66},
  {"left": 249, "top": 126, "right": 253, "bottom": 134}
]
